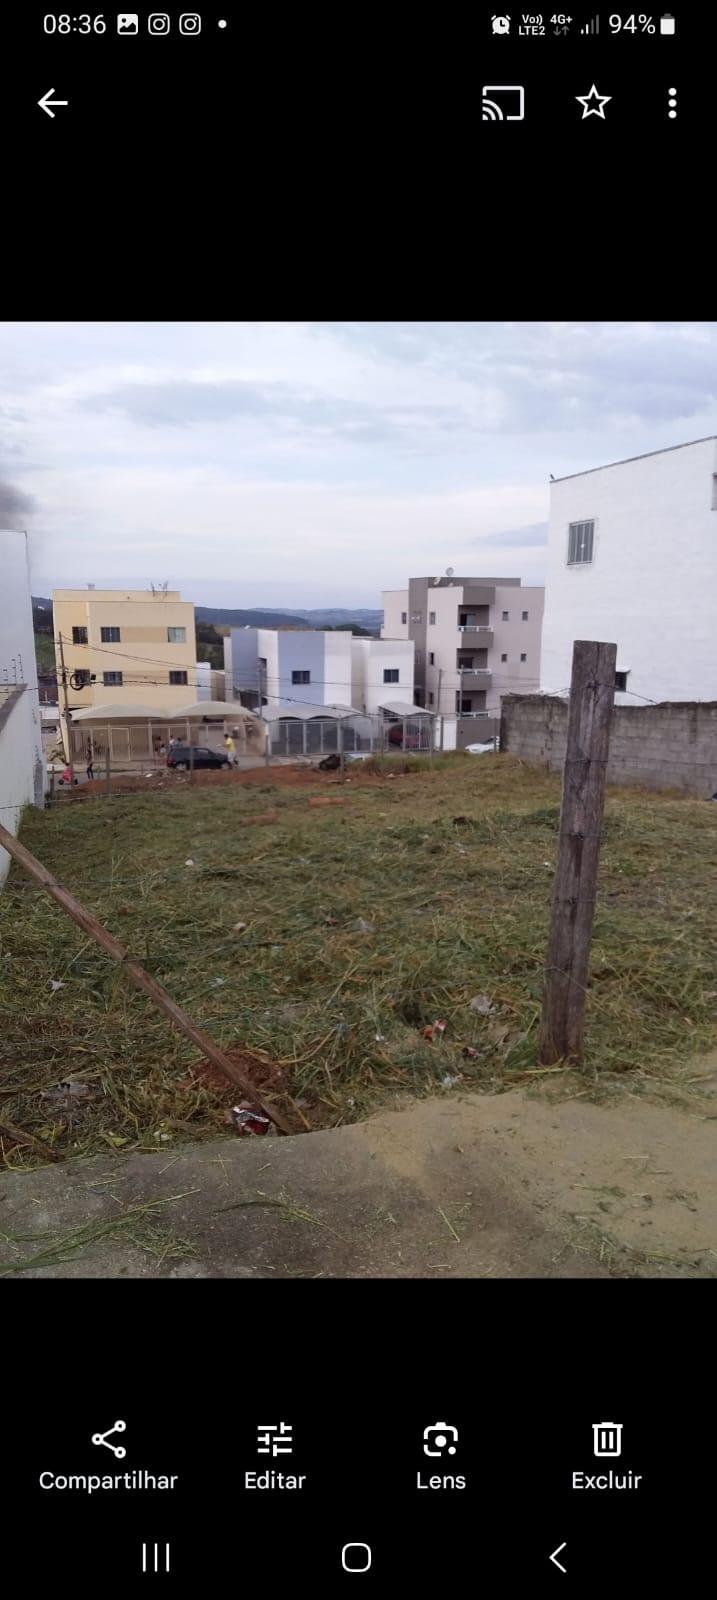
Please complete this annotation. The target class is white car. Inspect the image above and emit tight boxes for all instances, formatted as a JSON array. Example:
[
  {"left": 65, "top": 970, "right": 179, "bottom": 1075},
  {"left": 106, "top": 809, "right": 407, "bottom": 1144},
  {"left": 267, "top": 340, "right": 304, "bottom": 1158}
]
[{"left": 465, "top": 739, "right": 499, "bottom": 755}]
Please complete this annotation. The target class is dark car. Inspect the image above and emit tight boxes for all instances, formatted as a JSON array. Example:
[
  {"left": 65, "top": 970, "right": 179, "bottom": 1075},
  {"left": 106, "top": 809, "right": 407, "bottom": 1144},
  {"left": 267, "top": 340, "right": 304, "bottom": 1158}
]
[{"left": 166, "top": 744, "right": 230, "bottom": 770}]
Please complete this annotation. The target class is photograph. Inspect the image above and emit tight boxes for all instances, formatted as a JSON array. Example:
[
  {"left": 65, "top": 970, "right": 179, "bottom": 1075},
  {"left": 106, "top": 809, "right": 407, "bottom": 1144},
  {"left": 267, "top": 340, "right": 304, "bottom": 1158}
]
[{"left": 1, "top": 319, "right": 716, "bottom": 1286}]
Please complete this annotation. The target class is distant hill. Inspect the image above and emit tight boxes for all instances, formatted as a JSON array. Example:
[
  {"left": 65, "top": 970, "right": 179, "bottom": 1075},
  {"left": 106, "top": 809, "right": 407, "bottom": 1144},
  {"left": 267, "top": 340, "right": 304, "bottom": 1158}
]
[
  {"left": 195, "top": 605, "right": 382, "bottom": 634},
  {"left": 32, "top": 598, "right": 383, "bottom": 634}
]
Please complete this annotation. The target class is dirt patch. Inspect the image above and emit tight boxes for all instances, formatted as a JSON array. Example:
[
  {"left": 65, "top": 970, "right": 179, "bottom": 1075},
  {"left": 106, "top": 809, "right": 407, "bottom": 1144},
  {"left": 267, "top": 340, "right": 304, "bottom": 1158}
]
[{"left": 1, "top": 1086, "right": 714, "bottom": 1278}]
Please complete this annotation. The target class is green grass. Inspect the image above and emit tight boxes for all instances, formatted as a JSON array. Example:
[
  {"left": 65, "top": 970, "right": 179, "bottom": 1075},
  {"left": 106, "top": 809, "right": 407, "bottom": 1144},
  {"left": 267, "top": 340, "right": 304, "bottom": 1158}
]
[{"left": 2, "top": 754, "right": 717, "bottom": 1170}]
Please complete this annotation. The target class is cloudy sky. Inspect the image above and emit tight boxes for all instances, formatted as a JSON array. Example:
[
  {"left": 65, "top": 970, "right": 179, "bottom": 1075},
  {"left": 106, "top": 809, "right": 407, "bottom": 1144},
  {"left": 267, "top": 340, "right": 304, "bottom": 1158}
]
[{"left": 2, "top": 321, "right": 715, "bottom": 608}]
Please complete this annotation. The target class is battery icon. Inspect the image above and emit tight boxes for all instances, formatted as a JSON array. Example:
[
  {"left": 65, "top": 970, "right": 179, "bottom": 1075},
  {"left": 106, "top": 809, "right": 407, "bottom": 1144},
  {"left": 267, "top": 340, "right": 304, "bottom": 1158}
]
[{"left": 660, "top": 13, "right": 676, "bottom": 33}]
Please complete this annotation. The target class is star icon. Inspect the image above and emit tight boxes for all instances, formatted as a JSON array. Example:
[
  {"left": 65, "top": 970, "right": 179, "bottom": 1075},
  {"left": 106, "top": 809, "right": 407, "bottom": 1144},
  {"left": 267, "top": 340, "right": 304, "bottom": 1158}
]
[{"left": 576, "top": 83, "right": 611, "bottom": 119}]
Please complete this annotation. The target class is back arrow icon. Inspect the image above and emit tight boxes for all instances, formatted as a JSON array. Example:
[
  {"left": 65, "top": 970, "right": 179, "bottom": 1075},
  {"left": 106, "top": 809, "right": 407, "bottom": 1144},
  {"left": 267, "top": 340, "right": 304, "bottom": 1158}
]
[
  {"left": 550, "top": 1543, "right": 567, "bottom": 1574},
  {"left": 38, "top": 89, "right": 69, "bottom": 118}
]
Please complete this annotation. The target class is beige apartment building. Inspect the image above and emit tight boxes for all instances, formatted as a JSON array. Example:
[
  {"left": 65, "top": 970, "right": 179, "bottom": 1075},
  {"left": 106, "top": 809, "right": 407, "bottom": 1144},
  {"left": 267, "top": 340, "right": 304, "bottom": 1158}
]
[
  {"left": 381, "top": 575, "right": 544, "bottom": 717},
  {"left": 52, "top": 587, "right": 196, "bottom": 751}
]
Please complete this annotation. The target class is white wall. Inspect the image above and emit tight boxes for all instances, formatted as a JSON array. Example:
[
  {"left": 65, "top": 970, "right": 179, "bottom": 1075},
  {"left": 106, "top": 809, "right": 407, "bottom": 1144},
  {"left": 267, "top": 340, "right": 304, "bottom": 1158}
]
[
  {"left": 541, "top": 438, "right": 717, "bottom": 704},
  {"left": 351, "top": 638, "right": 415, "bottom": 713},
  {"left": 0, "top": 530, "right": 44, "bottom": 886},
  {"left": 381, "top": 590, "right": 408, "bottom": 638}
]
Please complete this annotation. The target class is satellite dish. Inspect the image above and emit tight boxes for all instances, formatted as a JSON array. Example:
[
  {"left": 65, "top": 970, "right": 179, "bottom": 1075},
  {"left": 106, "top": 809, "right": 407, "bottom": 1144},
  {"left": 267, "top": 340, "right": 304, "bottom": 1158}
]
[{"left": 445, "top": 566, "right": 454, "bottom": 577}]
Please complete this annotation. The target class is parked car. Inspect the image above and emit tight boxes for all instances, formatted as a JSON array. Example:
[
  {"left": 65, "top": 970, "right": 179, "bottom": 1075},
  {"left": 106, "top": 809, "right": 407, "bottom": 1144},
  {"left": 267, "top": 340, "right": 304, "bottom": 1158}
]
[
  {"left": 387, "top": 725, "right": 423, "bottom": 750},
  {"left": 465, "top": 739, "right": 499, "bottom": 755},
  {"left": 166, "top": 744, "right": 230, "bottom": 770}
]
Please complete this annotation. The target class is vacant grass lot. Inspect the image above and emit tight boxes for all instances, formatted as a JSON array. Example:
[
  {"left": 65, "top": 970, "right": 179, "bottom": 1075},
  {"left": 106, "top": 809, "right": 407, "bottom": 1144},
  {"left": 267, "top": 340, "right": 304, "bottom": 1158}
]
[{"left": 2, "top": 754, "right": 716, "bottom": 1169}]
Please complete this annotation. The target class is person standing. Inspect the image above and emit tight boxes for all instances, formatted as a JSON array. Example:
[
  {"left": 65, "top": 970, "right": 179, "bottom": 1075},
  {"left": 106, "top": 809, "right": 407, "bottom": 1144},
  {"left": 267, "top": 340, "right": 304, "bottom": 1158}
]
[
  {"left": 224, "top": 732, "right": 236, "bottom": 767},
  {"left": 86, "top": 741, "right": 94, "bottom": 782}
]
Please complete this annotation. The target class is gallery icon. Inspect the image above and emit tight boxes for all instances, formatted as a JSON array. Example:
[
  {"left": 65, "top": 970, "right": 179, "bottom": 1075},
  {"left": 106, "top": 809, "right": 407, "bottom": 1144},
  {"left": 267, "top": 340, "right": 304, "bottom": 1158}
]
[
  {"left": 179, "top": 12, "right": 202, "bottom": 31},
  {"left": 257, "top": 1422, "right": 293, "bottom": 1456},
  {"left": 482, "top": 85, "right": 525, "bottom": 121},
  {"left": 116, "top": 13, "right": 139, "bottom": 32},
  {"left": 148, "top": 12, "right": 171, "bottom": 32},
  {"left": 423, "top": 1421, "right": 458, "bottom": 1458},
  {"left": 593, "top": 1421, "right": 622, "bottom": 1458}
]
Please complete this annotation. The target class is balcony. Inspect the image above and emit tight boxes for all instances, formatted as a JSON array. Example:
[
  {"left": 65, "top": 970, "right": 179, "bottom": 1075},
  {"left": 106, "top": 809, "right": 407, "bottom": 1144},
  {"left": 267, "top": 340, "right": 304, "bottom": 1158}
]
[
  {"left": 457, "top": 625, "right": 493, "bottom": 645},
  {"left": 458, "top": 669, "right": 492, "bottom": 691}
]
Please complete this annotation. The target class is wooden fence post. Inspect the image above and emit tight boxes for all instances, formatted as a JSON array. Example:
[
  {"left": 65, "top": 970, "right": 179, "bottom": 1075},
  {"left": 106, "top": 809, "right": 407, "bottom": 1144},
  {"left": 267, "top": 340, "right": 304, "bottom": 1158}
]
[
  {"left": 538, "top": 640, "right": 617, "bottom": 1065},
  {"left": 189, "top": 742, "right": 195, "bottom": 784}
]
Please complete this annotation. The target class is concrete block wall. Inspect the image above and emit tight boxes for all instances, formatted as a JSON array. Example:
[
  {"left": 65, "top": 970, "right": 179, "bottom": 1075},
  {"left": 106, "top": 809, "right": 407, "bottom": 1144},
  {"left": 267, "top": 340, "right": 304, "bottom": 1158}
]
[{"left": 500, "top": 695, "right": 717, "bottom": 798}]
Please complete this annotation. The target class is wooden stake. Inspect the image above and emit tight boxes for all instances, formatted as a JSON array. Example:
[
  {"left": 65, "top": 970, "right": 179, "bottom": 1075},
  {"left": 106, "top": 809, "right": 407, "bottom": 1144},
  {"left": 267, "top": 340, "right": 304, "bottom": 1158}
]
[
  {"left": 0, "top": 821, "right": 293, "bottom": 1135},
  {"left": 539, "top": 640, "right": 617, "bottom": 1065}
]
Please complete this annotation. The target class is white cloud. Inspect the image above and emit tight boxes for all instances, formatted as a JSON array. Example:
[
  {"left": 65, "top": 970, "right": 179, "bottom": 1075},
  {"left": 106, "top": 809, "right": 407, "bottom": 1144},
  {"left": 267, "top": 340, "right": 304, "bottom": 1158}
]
[{"left": 0, "top": 320, "right": 714, "bottom": 604}]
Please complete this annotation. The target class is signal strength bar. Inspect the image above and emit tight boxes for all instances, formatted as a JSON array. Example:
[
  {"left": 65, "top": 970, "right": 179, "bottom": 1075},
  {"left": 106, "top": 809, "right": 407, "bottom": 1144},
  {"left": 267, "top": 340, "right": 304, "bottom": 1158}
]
[{"left": 581, "top": 14, "right": 600, "bottom": 31}]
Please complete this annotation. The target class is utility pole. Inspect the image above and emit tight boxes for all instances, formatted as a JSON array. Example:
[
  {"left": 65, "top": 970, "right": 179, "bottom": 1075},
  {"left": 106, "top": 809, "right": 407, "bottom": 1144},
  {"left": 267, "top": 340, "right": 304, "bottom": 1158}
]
[
  {"left": 57, "top": 633, "right": 74, "bottom": 783},
  {"left": 257, "top": 664, "right": 271, "bottom": 767},
  {"left": 539, "top": 640, "right": 617, "bottom": 1065}
]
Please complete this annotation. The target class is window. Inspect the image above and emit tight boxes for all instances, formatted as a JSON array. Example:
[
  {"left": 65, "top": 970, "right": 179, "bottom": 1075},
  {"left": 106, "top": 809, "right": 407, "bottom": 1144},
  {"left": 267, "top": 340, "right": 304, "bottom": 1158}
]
[
  {"left": 292, "top": 670, "right": 310, "bottom": 685},
  {"left": 568, "top": 519, "right": 595, "bottom": 564},
  {"left": 410, "top": 611, "right": 422, "bottom": 624},
  {"left": 258, "top": 656, "right": 267, "bottom": 668},
  {"left": 501, "top": 653, "right": 508, "bottom": 663},
  {"left": 429, "top": 611, "right": 436, "bottom": 625},
  {"left": 502, "top": 610, "right": 509, "bottom": 621},
  {"left": 522, "top": 610, "right": 529, "bottom": 621},
  {"left": 103, "top": 670, "right": 123, "bottom": 686},
  {"left": 428, "top": 691, "right": 434, "bottom": 705},
  {"left": 72, "top": 626, "right": 88, "bottom": 645},
  {"left": 429, "top": 652, "right": 435, "bottom": 666},
  {"left": 712, "top": 475, "right": 717, "bottom": 510},
  {"left": 401, "top": 611, "right": 407, "bottom": 624},
  {"left": 615, "top": 671, "right": 628, "bottom": 692},
  {"left": 520, "top": 652, "right": 527, "bottom": 663},
  {"left": 73, "top": 668, "right": 91, "bottom": 687},
  {"left": 167, "top": 626, "right": 186, "bottom": 643},
  {"left": 101, "top": 626, "right": 121, "bottom": 643},
  {"left": 169, "top": 670, "right": 188, "bottom": 686},
  {"left": 383, "top": 668, "right": 399, "bottom": 684}
]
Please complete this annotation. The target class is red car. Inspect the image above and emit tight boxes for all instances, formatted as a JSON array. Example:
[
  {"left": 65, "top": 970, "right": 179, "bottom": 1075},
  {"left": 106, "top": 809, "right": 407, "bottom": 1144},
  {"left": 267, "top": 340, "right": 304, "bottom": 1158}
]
[{"left": 387, "top": 725, "right": 422, "bottom": 750}]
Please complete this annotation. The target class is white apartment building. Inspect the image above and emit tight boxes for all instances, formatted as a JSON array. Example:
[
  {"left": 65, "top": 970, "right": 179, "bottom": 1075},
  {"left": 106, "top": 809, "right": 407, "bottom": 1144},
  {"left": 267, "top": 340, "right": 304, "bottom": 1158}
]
[
  {"left": 0, "top": 531, "right": 44, "bottom": 884},
  {"left": 541, "top": 437, "right": 717, "bottom": 705},
  {"left": 382, "top": 576, "right": 544, "bottom": 716},
  {"left": 224, "top": 627, "right": 414, "bottom": 716}
]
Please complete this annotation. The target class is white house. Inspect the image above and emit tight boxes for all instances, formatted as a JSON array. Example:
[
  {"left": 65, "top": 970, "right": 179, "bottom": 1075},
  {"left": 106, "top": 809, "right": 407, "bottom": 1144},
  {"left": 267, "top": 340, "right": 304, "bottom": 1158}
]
[
  {"left": 224, "top": 627, "right": 415, "bottom": 717},
  {"left": 350, "top": 636, "right": 415, "bottom": 714},
  {"left": 0, "top": 531, "right": 44, "bottom": 885},
  {"left": 541, "top": 436, "right": 717, "bottom": 705},
  {"left": 224, "top": 627, "right": 354, "bottom": 711}
]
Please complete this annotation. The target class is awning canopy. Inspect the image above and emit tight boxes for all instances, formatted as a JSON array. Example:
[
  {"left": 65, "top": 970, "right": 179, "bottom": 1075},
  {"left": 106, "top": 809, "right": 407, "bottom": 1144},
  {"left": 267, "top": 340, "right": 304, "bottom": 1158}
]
[
  {"left": 261, "top": 701, "right": 359, "bottom": 722},
  {"left": 171, "top": 700, "right": 261, "bottom": 720},
  {"left": 379, "top": 700, "right": 433, "bottom": 717},
  {"left": 69, "top": 703, "right": 167, "bottom": 722}
]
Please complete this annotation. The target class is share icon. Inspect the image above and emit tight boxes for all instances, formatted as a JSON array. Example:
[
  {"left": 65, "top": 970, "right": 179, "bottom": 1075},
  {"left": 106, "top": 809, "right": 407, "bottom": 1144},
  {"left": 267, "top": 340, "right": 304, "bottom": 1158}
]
[{"left": 91, "top": 1419, "right": 127, "bottom": 1459}]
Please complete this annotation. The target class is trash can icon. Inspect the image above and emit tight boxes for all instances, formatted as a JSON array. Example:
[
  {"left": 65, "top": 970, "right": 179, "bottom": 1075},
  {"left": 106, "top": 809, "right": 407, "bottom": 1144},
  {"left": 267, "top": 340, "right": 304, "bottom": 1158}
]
[
  {"left": 593, "top": 1421, "right": 622, "bottom": 1457},
  {"left": 660, "top": 13, "right": 676, "bottom": 33}
]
